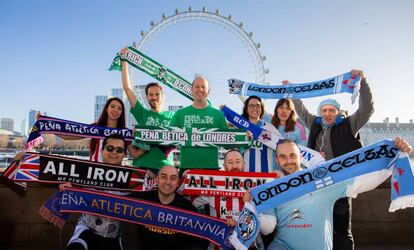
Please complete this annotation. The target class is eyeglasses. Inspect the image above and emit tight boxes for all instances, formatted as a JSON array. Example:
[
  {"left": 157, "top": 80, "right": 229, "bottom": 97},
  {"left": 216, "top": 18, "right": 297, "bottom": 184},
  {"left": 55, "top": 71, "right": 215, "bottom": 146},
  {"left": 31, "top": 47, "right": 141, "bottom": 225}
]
[
  {"left": 248, "top": 104, "right": 261, "bottom": 109},
  {"left": 105, "top": 145, "right": 125, "bottom": 154}
]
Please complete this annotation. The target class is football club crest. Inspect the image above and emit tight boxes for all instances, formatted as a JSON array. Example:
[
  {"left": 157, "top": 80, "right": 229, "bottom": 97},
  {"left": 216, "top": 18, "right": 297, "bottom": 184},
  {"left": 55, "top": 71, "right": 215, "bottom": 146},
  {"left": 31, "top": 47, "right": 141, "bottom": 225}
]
[
  {"left": 236, "top": 208, "right": 258, "bottom": 242},
  {"left": 228, "top": 79, "right": 243, "bottom": 94}
]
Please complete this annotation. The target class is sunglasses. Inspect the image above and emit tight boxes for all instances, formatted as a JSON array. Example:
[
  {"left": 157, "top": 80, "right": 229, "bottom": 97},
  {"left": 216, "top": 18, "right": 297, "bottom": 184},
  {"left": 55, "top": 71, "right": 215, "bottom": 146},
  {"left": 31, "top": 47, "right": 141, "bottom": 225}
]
[{"left": 105, "top": 145, "right": 125, "bottom": 154}]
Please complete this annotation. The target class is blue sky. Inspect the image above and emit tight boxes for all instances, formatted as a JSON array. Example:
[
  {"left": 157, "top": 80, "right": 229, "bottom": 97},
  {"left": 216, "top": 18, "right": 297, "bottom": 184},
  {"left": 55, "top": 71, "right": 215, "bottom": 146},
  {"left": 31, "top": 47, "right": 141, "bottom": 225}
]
[{"left": 1, "top": 0, "right": 414, "bottom": 132}]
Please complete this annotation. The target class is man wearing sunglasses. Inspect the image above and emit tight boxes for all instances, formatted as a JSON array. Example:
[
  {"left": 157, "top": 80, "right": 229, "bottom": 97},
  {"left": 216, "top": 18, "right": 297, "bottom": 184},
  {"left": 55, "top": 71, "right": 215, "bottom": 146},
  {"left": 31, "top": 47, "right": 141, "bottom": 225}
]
[{"left": 66, "top": 134, "right": 127, "bottom": 250}]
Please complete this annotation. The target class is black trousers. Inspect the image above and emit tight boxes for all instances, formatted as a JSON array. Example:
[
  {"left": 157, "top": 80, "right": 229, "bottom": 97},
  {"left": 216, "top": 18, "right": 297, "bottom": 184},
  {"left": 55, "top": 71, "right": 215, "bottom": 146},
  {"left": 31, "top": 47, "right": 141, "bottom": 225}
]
[{"left": 333, "top": 197, "right": 354, "bottom": 250}]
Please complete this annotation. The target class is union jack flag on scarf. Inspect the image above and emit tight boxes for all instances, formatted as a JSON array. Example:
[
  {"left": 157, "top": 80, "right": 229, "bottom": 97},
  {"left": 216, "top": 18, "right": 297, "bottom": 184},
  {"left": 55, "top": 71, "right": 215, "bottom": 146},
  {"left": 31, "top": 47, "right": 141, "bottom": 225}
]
[{"left": 14, "top": 153, "right": 40, "bottom": 182}]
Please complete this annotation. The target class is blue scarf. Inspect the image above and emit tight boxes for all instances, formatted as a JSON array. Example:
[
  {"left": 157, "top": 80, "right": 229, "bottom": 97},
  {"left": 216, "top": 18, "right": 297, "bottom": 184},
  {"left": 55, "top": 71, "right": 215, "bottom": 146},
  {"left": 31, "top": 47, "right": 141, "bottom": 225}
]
[
  {"left": 26, "top": 115, "right": 133, "bottom": 149},
  {"left": 221, "top": 106, "right": 324, "bottom": 168},
  {"left": 230, "top": 140, "right": 414, "bottom": 249},
  {"left": 390, "top": 156, "right": 414, "bottom": 211},
  {"left": 59, "top": 188, "right": 234, "bottom": 249},
  {"left": 38, "top": 191, "right": 70, "bottom": 229},
  {"left": 228, "top": 71, "right": 361, "bottom": 103}
]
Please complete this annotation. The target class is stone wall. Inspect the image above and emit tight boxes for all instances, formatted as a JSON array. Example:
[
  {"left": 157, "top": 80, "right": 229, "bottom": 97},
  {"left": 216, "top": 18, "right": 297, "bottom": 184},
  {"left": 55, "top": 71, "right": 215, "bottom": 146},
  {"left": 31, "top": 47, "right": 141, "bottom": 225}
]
[
  {"left": 1, "top": 181, "right": 414, "bottom": 250},
  {"left": 352, "top": 181, "right": 414, "bottom": 249}
]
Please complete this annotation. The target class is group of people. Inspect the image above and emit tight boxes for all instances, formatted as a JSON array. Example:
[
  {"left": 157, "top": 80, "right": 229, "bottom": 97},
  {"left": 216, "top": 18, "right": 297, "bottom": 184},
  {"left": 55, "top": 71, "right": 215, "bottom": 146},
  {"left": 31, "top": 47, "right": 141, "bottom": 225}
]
[{"left": 42, "top": 49, "right": 411, "bottom": 250}]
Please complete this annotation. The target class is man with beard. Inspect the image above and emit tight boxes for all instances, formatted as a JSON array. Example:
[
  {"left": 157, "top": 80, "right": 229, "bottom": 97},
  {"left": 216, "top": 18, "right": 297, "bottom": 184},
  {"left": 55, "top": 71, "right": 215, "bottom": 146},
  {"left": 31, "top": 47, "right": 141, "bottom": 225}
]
[
  {"left": 193, "top": 149, "right": 265, "bottom": 250},
  {"left": 131, "top": 165, "right": 207, "bottom": 250},
  {"left": 121, "top": 48, "right": 174, "bottom": 173},
  {"left": 244, "top": 138, "right": 411, "bottom": 250}
]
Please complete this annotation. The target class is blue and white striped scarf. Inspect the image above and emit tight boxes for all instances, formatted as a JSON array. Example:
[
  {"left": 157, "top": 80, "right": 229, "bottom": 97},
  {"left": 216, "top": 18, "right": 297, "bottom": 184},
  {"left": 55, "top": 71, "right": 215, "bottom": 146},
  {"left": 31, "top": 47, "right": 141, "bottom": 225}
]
[{"left": 228, "top": 71, "right": 361, "bottom": 103}]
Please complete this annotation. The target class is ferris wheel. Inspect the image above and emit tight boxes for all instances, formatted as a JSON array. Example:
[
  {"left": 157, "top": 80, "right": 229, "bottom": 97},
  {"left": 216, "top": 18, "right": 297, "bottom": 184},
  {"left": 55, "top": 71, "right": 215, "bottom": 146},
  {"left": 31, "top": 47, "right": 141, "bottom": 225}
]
[{"left": 131, "top": 6, "right": 269, "bottom": 109}]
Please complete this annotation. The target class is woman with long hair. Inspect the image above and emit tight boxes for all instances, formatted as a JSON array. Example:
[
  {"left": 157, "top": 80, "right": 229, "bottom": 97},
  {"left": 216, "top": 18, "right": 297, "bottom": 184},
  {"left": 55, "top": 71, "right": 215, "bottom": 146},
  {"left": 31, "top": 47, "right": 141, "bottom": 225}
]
[
  {"left": 271, "top": 98, "right": 307, "bottom": 146},
  {"left": 89, "top": 97, "right": 126, "bottom": 161},
  {"left": 40, "top": 97, "right": 127, "bottom": 162}
]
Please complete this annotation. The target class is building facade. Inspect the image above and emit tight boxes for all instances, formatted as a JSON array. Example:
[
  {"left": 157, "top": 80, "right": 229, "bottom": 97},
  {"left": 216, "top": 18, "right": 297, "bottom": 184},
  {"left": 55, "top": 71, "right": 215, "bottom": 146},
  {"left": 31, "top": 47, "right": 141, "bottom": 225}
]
[
  {"left": 0, "top": 118, "right": 14, "bottom": 131},
  {"left": 94, "top": 95, "right": 109, "bottom": 122},
  {"left": 28, "top": 109, "right": 38, "bottom": 133},
  {"left": 20, "top": 118, "right": 26, "bottom": 136},
  {"left": 359, "top": 118, "right": 414, "bottom": 155}
]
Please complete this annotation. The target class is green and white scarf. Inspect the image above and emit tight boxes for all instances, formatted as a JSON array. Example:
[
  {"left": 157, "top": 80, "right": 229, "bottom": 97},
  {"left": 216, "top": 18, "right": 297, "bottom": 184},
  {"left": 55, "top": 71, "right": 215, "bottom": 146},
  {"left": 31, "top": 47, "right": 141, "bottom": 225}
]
[
  {"left": 135, "top": 125, "right": 249, "bottom": 148},
  {"left": 110, "top": 46, "right": 193, "bottom": 100}
]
